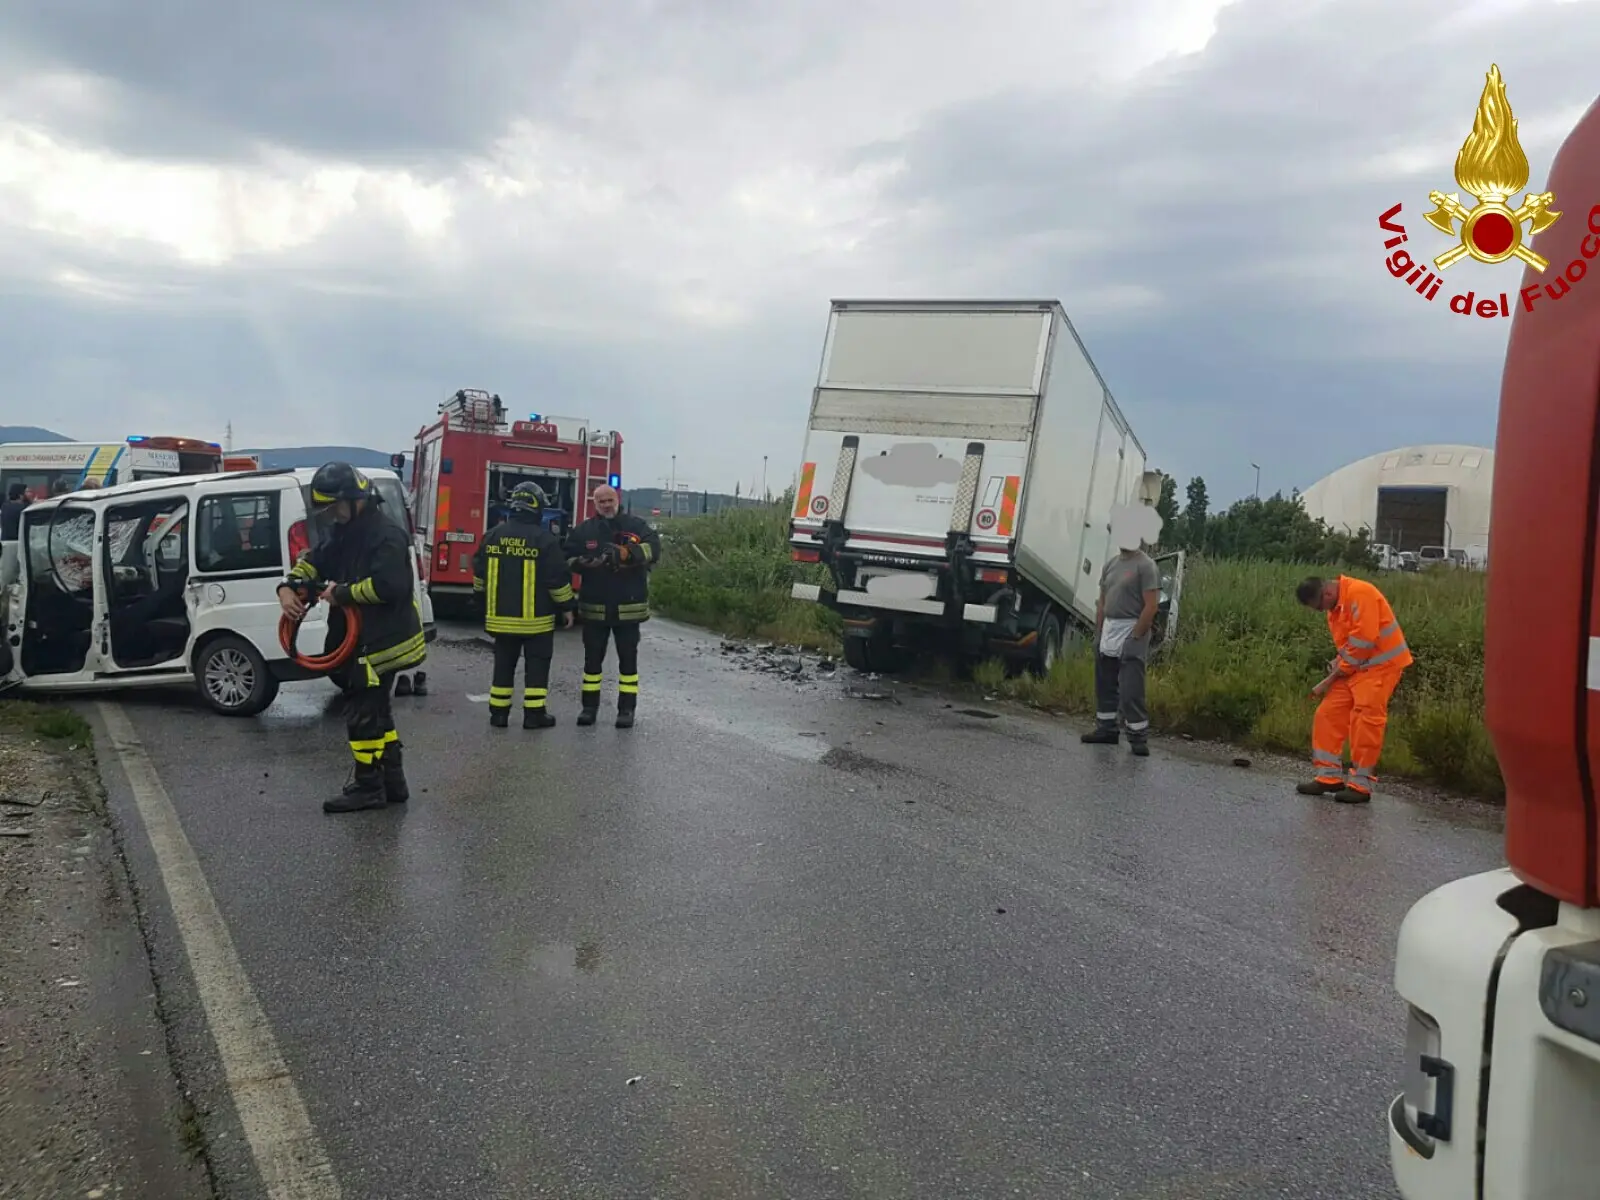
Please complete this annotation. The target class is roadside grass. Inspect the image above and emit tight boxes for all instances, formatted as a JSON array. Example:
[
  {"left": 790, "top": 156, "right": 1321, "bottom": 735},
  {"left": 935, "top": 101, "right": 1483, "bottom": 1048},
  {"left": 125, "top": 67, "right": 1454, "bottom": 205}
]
[
  {"left": 0, "top": 698, "right": 93, "bottom": 743},
  {"left": 650, "top": 505, "right": 844, "bottom": 650},
  {"left": 649, "top": 509, "right": 1498, "bottom": 800}
]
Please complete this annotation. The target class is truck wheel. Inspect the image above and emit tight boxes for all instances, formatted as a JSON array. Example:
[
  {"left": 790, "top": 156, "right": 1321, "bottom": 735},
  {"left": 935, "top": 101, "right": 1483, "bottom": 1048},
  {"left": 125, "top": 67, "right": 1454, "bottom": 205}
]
[
  {"left": 195, "top": 635, "right": 279, "bottom": 717},
  {"left": 1030, "top": 610, "right": 1063, "bottom": 677},
  {"left": 866, "top": 639, "right": 908, "bottom": 674},
  {"left": 843, "top": 637, "right": 872, "bottom": 672}
]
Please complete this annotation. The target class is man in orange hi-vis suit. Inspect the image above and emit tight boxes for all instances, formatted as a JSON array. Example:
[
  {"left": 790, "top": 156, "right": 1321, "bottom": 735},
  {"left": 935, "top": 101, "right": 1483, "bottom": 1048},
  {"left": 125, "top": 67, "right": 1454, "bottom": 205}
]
[{"left": 1293, "top": 574, "right": 1414, "bottom": 804}]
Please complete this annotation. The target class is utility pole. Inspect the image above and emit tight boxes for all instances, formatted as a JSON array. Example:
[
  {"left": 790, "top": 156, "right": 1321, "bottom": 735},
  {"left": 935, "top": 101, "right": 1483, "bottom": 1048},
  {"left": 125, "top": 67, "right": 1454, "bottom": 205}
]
[
  {"left": 1251, "top": 462, "right": 1260, "bottom": 499},
  {"left": 670, "top": 455, "right": 677, "bottom": 515},
  {"left": 225, "top": 421, "right": 234, "bottom": 453}
]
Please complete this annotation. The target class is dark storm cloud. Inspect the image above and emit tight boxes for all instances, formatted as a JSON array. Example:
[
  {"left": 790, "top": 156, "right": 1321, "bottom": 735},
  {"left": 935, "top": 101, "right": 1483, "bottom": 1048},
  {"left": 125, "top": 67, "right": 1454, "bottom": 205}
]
[
  {"left": 3, "top": 0, "right": 589, "bottom": 161},
  {"left": 853, "top": 0, "right": 1599, "bottom": 496},
  {"left": 3, "top": 0, "right": 845, "bottom": 163}
]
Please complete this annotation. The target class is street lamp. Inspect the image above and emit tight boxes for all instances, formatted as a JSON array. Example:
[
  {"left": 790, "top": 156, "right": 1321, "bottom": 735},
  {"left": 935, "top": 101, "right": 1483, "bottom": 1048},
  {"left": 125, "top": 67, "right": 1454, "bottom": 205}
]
[{"left": 1250, "top": 462, "right": 1260, "bottom": 498}]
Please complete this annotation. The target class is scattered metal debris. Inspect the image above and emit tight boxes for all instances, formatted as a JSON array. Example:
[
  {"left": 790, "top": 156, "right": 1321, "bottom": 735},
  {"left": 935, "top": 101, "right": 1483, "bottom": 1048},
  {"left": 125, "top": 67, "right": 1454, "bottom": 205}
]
[{"left": 1232, "top": 757, "right": 1252, "bottom": 768}]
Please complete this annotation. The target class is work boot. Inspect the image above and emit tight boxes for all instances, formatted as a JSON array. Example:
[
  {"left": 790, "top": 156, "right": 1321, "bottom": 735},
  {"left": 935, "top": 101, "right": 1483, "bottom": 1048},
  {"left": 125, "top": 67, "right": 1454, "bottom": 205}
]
[
  {"left": 1296, "top": 779, "right": 1346, "bottom": 796},
  {"left": 381, "top": 743, "right": 409, "bottom": 803},
  {"left": 1081, "top": 727, "right": 1119, "bottom": 745},
  {"left": 523, "top": 708, "right": 556, "bottom": 730},
  {"left": 395, "top": 674, "right": 413, "bottom": 697},
  {"left": 1334, "top": 787, "right": 1372, "bottom": 805},
  {"left": 1128, "top": 737, "right": 1149, "bottom": 757},
  {"left": 490, "top": 708, "right": 509, "bottom": 728},
  {"left": 411, "top": 671, "right": 428, "bottom": 697},
  {"left": 324, "top": 767, "right": 387, "bottom": 813},
  {"left": 615, "top": 707, "right": 635, "bottom": 729},
  {"left": 576, "top": 707, "right": 598, "bottom": 727}
]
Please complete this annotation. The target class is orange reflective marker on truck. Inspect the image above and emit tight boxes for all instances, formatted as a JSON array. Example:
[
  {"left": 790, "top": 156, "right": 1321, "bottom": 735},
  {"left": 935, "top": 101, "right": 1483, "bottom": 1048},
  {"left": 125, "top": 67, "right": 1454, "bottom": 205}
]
[{"left": 1488, "top": 99, "right": 1600, "bottom": 906}]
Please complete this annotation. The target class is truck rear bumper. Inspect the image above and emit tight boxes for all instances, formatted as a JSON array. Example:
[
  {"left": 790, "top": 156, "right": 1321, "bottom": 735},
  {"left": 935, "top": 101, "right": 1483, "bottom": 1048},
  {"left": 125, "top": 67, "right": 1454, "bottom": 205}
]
[{"left": 790, "top": 582, "right": 998, "bottom": 624}]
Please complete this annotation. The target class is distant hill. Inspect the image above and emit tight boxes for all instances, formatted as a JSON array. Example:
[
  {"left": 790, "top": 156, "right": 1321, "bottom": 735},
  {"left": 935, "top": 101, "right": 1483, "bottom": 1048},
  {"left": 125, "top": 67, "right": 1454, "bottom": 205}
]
[
  {"left": 0, "top": 426, "right": 72, "bottom": 442},
  {"left": 240, "top": 446, "right": 397, "bottom": 470}
]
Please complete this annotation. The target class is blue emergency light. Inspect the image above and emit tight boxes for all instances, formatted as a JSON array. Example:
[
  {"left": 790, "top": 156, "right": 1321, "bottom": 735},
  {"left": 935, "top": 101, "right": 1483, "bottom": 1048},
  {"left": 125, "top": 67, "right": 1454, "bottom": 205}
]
[
  {"left": 609, "top": 473, "right": 621, "bottom": 488},
  {"left": 528, "top": 413, "right": 541, "bottom": 422},
  {"left": 127, "top": 435, "right": 147, "bottom": 442}
]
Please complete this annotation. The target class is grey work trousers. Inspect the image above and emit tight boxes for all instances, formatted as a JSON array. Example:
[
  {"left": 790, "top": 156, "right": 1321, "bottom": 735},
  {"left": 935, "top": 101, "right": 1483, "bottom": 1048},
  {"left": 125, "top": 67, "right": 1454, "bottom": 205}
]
[{"left": 1094, "top": 653, "right": 1149, "bottom": 741}]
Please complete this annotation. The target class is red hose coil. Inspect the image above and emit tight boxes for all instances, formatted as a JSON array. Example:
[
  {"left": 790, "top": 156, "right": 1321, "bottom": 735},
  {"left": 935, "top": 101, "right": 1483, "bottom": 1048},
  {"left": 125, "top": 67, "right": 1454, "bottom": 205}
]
[{"left": 278, "top": 604, "right": 362, "bottom": 673}]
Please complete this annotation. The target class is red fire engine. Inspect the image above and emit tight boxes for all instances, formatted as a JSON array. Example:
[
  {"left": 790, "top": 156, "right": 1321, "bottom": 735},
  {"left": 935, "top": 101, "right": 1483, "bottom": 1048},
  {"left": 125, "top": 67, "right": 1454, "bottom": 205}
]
[{"left": 407, "top": 388, "right": 624, "bottom": 608}]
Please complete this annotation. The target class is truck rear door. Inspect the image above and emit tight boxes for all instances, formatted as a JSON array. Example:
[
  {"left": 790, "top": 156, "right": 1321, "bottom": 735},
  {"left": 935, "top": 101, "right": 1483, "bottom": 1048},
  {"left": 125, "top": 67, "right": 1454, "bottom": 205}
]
[{"left": 792, "top": 305, "right": 1047, "bottom": 561}]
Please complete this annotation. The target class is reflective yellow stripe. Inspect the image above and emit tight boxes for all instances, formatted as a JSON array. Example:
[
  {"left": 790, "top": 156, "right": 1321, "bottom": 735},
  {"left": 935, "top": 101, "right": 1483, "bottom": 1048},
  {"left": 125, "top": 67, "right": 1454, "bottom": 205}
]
[
  {"left": 289, "top": 560, "right": 318, "bottom": 580},
  {"left": 523, "top": 557, "right": 537, "bottom": 626},
  {"left": 617, "top": 672, "right": 639, "bottom": 695},
  {"left": 485, "top": 614, "right": 555, "bottom": 634},
  {"left": 350, "top": 578, "right": 380, "bottom": 604},
  {"left": 487, "top": 557, "right": 500, "bottom": 622},
  {"left": 550, "top": 583, "right": 575, "bottom": 603}
]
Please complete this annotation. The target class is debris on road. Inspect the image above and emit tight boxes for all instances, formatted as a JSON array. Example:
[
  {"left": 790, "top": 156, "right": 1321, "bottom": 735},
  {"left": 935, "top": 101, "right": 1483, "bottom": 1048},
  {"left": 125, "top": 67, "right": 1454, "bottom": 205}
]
[
  {"left": 627, "top": 1075, "right": 644, "bottom": 1087},
  {"left": 716, "top": 639, "right": 840, "bottom": 685},
  {"left": 1233, "top": 757, "right": 1252, "bottom": 768},
  {"left": 844, "top": 686, "right": 901, "bottom": 704}
]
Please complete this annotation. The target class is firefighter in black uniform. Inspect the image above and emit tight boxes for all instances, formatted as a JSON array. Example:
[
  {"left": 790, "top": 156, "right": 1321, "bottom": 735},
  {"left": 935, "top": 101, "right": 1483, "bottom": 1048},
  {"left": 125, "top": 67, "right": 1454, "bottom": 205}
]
[
  {"left": 277, "top": 463, "right": 427, "bottom": 813},
  {"left": 563, "top": 484, "right": 661, "bottom": 727},
  {"left": 472, "top": 482, "right": 576, "bottom": 727}
]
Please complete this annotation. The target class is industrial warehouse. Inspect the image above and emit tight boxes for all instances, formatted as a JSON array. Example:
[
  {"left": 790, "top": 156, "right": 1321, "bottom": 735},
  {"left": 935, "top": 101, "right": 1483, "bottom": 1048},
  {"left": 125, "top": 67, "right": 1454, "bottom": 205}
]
[{"left": 1299, "top": 442, "right": 1492, "bottom": 568}]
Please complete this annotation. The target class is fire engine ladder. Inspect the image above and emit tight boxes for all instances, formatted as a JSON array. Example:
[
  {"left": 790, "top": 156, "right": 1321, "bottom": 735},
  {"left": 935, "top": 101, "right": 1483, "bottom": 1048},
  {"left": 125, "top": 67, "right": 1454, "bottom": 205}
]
[{"left": 584, "top": 435, "right": 614, "bottom": 506}]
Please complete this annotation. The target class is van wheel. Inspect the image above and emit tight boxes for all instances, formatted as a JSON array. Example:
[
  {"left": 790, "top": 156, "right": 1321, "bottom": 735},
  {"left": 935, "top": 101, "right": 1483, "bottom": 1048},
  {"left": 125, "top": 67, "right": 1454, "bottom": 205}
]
[
  {"left": 1030, "top": 610, "right": 1063, "bottom": 677},
  {"left": 195, "top": 636, "right": 279, "bottom": 717}
]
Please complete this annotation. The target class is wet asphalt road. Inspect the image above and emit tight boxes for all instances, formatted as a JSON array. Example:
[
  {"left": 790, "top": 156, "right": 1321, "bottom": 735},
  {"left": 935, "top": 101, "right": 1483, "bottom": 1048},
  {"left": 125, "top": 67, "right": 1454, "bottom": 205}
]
[{"left": 93, "top": 617, "right": 1504, "bottom": 1199}]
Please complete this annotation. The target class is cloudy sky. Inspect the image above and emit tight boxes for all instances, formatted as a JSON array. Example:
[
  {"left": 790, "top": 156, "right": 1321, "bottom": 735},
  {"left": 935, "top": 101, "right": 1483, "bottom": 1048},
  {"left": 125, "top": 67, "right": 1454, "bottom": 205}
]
[{"left": 2, "top": 0, "right": 1597, "bottom": 504}]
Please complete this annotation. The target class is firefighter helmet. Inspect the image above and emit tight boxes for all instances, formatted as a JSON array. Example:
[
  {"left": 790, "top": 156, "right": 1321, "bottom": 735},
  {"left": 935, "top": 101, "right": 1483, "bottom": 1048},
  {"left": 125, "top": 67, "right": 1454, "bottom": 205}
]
[
  {"left": 507, "top": 481, "right": 549, "bottom": 516},
  {"left": 308, "top": 462, "right": 373, "bottom": 510}
]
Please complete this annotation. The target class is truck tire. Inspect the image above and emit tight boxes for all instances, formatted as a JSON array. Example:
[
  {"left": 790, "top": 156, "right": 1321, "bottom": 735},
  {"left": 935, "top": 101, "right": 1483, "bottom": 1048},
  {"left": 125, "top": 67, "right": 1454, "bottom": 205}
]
[
  {"left": 1030, "top": 610, "right": 1063, "bottom": 677},
  {"left": 843, "top": 637, "right": 872, "bottom": 672},
  {"left": 194, "top": 635, "right": 280, "bottom": 717}
]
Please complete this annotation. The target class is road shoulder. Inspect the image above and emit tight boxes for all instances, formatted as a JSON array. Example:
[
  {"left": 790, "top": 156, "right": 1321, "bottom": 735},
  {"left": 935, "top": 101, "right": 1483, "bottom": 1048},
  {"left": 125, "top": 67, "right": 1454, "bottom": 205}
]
[{"left": 0, "top": 700, "right": 210, "bottom": 1200}]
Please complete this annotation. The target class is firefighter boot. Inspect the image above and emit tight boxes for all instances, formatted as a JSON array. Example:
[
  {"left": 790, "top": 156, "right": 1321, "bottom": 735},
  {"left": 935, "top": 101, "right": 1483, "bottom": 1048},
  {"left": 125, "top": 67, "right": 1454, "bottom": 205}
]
[
  {"left": 576, "top": 707, "right": 598, "bottom": 727},
  {"left": 324, "top": 765, "right": 387, "bottom": 813},
  {"left": 490, "top": 708, "right": 509, "bottom": 728},
  {"left": 523, "top": 707, "right": 556, "bottom": 730},
  {"left": 1128, "top": 736, "right": 1149, "bottom": 757},
  {"left": 615, "top": 706, "right": 635, "bottom": 729},
  {"left": 381, "top": 742, "right": 409, "bottom": 803},
  {"left": 411, "top": 671, "right": 428, "bottom": 697},
  {"left": 395, "top": 674, "right": 413, "bottom": 697},
  {"left": 1081, "top": 726, "right": 1119, "bottom": 745}
]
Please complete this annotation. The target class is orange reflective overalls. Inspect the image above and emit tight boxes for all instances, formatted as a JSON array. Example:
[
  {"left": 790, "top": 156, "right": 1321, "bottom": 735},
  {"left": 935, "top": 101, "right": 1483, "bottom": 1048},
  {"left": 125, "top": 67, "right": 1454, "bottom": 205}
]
[{"left": 1311, "top": 575, "right": 1413, "bottom": 797}]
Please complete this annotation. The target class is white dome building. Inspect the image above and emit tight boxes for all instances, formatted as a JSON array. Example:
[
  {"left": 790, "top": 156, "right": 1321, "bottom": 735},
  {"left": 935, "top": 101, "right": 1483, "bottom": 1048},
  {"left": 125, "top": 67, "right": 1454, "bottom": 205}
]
[{"left": 1298, "top": 444, "right": 1493, "bottom": 565}]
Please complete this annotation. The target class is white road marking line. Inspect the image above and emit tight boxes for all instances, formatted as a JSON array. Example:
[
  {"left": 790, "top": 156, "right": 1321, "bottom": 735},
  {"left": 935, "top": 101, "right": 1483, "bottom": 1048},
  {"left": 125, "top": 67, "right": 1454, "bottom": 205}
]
[
  {"left": 466, "top": 693, "right": 490, "bottom": 702},
  {"left": 97, "top": 702, "right": 341, "bottom": 1200}
]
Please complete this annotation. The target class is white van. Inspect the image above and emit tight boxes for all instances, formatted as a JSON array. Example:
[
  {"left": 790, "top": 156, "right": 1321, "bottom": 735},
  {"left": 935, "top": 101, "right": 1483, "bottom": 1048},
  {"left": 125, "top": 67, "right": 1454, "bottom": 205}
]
[{"left": 0, "top": 468, "right": 436, "bottom": 716}]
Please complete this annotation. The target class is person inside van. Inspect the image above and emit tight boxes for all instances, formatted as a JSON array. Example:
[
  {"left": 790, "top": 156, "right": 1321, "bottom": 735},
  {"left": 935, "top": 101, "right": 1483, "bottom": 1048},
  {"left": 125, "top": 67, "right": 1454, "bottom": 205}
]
[{"left": 0, "top": 482, "right": 25, "bottom": 594}]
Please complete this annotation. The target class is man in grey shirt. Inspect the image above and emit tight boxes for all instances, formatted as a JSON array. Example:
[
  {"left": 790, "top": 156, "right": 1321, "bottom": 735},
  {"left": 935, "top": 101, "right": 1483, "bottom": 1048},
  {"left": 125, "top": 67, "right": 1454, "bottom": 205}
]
[{"left": 1082, "top": 529, "right": 1161, "bottom": 756}]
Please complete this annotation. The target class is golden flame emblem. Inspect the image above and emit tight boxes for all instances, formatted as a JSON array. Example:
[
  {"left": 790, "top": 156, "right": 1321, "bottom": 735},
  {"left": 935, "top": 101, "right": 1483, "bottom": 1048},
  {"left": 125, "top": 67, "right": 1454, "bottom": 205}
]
[{"left": 1423, "top": 65, "right": 1561, "bottom": 272}]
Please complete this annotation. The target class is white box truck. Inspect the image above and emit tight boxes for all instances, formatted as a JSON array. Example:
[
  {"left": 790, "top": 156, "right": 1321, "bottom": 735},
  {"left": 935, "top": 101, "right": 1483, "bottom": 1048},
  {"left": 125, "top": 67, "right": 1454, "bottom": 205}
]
[{"left": 787, "top": 299, "right": 1184, "bottom": 674}]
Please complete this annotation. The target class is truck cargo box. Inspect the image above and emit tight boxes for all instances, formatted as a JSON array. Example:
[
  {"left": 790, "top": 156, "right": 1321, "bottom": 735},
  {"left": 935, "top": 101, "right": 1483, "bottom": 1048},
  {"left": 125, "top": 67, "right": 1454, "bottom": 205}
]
[{"left": 788, "top": 299, "right": 1175, "bottom": 673}]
